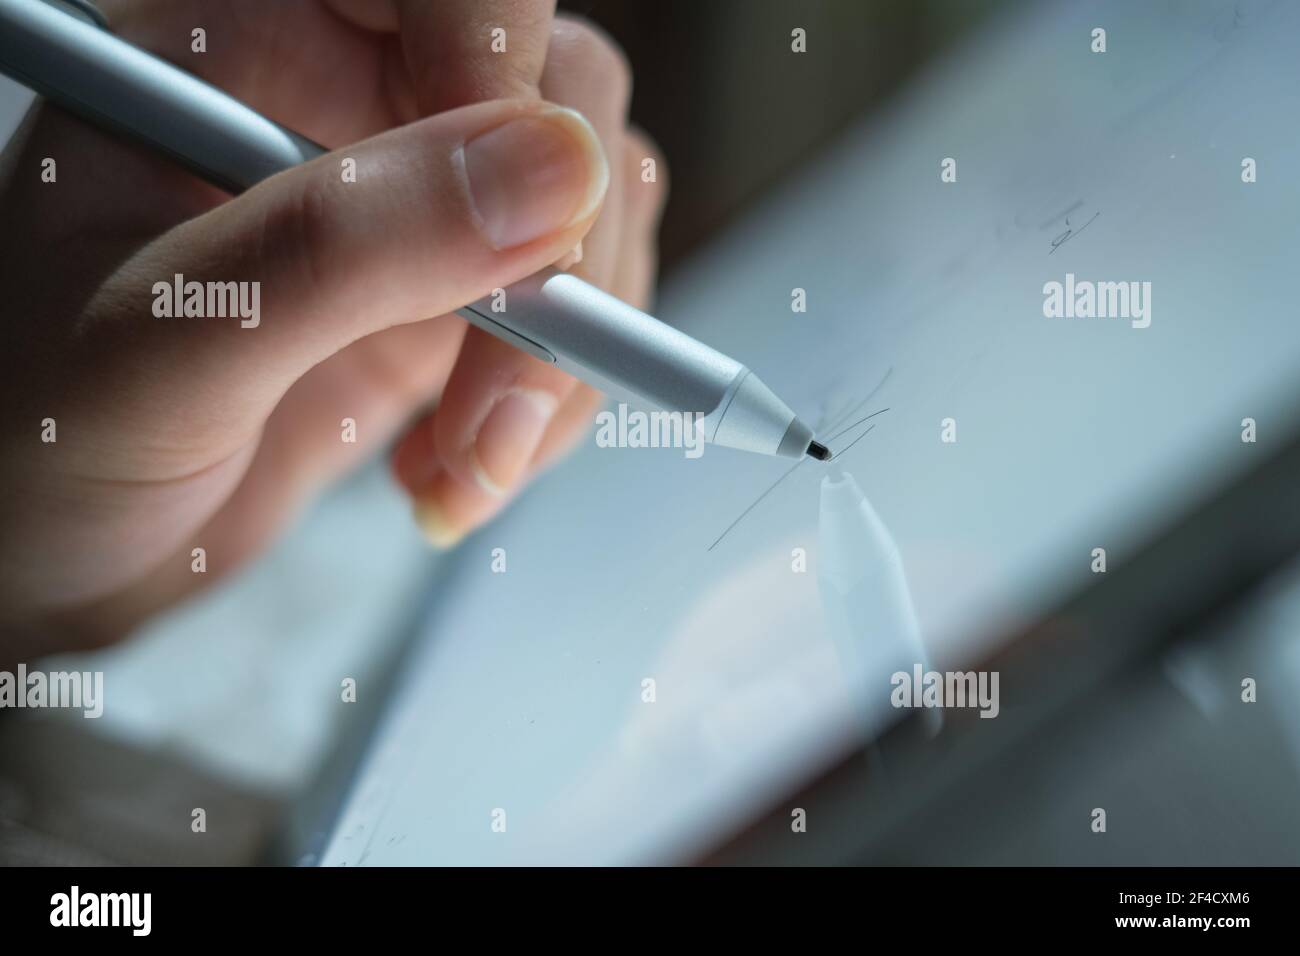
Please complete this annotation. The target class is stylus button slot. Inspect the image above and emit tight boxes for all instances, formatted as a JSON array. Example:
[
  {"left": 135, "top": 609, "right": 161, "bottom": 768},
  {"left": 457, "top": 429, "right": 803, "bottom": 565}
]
[{"left": 457, "top": 307, "right": 558, "bottom": 364}]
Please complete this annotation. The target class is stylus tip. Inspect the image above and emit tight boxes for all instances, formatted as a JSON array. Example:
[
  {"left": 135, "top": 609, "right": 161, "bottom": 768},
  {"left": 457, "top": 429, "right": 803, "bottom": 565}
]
[{"left": 807, "top": 440, "right": 831, "bottom": 461}]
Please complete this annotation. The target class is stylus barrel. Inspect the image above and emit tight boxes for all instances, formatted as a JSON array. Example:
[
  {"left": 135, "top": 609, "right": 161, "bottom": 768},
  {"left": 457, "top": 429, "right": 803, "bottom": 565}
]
[{"left": 458, "top": 271, "right": 813, "bottom": 457}]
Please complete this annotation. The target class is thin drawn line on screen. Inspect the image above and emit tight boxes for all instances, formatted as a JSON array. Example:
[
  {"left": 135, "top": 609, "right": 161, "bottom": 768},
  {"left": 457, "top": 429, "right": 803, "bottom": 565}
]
[
  {"left": 820, "top": 364, "right": 893, "bottom": 437},
  {"left": 826, "top": 411, "right": 884, "bottom": 446},
  {"left": 706, "top": 366, "right": 894, "bottom": 552},
  {"left": 829, "top": 422, "right": 877, "bottom": 461},
  {"left": 705, "top": 412, "right": 886, "bottom": 552},
  {"left": 1049, "top": 210, "right": 1099, "bottom": 255}
]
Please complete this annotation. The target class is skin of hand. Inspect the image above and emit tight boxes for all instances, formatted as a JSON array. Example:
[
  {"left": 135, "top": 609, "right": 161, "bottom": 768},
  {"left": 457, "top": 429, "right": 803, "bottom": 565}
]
[{"left": 0, "top": 0, "right": 668, "bottom": 660}]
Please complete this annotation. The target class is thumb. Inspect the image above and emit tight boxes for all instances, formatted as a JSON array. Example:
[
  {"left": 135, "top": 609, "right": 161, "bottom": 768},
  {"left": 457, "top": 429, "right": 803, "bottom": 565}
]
[{"left": 89, "top": 99, "right": 607, "bottom": 452}]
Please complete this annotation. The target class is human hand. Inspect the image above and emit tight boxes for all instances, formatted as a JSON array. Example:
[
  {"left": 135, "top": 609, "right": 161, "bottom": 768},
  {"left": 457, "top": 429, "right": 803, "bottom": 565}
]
[{"left": 0, "top": 0, "right": 666, "bottom": 658}]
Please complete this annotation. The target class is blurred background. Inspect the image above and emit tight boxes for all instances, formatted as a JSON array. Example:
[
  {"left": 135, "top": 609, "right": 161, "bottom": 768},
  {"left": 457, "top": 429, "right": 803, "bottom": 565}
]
[{"left": 564, "top": 0, "right": 1007, "bottom": 270}]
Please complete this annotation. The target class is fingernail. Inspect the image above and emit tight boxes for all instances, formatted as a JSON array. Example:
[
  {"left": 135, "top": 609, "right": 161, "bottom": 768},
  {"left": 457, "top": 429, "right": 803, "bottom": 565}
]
[
  {"left": 413, "top": 494, "right": 464, "bottom": 549},
  {"left": 470, "top": 388, "right": 559, "bottom": 496},
  {"left": 462, "top": 107, "right": 609, "bottom": 250}
]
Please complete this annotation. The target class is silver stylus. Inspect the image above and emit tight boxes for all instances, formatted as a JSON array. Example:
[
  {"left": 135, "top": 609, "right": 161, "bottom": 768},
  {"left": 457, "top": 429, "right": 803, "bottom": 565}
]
[{"left": 0, "top": 0, "right": 829, "bottom": 460}]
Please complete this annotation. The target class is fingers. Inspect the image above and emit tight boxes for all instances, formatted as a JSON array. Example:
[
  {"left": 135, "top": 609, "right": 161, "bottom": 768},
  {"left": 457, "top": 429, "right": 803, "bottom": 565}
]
[
  {"left": 78, "top": 99, "right": 609, "bottom": 480},
  {"left": 393, "top": 124, "right": 669, "bottom": 545},
  {"left": 529, "top": 128, "right": 669, "bottom": 474},
  {"left": 320, "top": 0, "right": 399, "bottom": 32},
  {"left": 390, "top": 18, "right": 635, "bottom": 545},
  {"left": 526, "top": 384, "right": 604, "bottom": 476},
  {"left": 390, "top": 0, "right": 557, "bottom": 113},
  {"left": 112, "top": 0, "right": 558, "bottom": 141},
  {"left": 432, "top": 19, "right": 633, "bottom": 476},
  {"left": 537, "top": 17, "right": 633, "bottom": 285},
  {"left": 612, "top": 126, "right": 670, "bottom": 310},
  {"left": 107, "top": 0, "right": 400, "bottom": 145}
]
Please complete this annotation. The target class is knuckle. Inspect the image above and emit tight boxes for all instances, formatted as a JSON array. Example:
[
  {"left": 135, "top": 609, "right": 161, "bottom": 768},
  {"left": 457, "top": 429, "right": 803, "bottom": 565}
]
[{"left": 261, "top": 167, "right": 343, "bottom": 302}]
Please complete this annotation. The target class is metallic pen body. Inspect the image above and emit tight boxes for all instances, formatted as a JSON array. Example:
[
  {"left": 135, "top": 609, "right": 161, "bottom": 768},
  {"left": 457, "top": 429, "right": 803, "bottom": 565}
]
[{"left": 457, "top": 271, "right": 816, "bottom": 457}]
